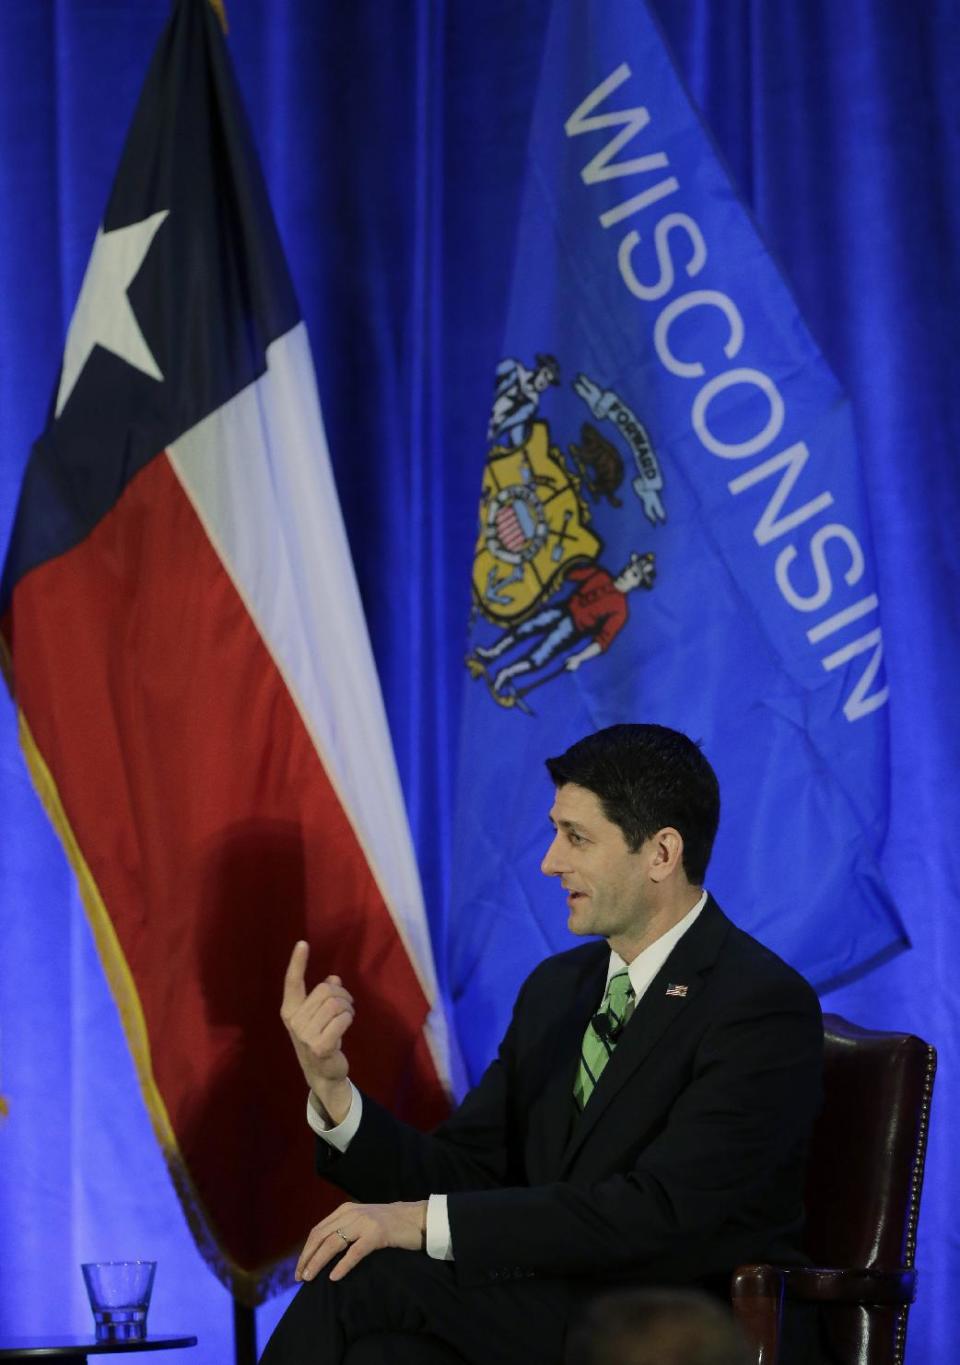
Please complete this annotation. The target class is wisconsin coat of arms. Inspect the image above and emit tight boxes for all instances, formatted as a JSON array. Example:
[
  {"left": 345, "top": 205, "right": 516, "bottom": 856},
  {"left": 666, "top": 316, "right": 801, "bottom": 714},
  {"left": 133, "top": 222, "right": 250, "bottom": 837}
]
[{"left": 467, "top": 354, "right": 663, "bottom": 712}]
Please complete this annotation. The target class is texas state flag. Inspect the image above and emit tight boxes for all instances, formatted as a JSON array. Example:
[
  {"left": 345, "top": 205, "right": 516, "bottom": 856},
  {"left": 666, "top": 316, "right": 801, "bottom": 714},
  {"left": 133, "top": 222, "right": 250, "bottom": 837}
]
[{"left": 0, "top": 0, "right": 451, "bottom": 1303}]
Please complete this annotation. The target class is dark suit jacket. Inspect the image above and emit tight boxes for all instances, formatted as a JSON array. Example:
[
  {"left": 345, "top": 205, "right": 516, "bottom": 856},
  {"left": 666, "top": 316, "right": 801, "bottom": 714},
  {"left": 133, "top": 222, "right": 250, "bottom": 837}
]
[{"left": 316, "top": 897, "right": 823, "bottom": 1295}]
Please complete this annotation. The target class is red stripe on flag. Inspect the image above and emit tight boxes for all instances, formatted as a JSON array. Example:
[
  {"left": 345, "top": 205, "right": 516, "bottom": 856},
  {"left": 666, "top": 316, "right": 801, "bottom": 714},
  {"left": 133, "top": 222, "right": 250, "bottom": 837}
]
[{"left": 3, "top": 452, "right": 448, "bottom": 1282}]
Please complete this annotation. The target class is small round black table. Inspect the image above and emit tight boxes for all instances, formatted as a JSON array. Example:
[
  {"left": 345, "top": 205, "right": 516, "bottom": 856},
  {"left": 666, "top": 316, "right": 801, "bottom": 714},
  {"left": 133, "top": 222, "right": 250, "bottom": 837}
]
[{"left": 0, "top": 1338, "right": 197, "bottom": 1364}]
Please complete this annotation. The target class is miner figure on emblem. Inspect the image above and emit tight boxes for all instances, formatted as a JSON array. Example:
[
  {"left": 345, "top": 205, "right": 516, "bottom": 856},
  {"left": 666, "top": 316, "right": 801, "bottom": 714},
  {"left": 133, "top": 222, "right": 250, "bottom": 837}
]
[{"left": 470, "top": 549, "right": 655, "bottom": 700}]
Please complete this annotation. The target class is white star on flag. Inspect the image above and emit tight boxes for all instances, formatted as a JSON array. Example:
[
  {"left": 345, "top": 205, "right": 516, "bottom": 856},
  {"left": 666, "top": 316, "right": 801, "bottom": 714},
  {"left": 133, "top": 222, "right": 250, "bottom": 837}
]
[{"left": 55, "top": 209, "right": 170, "bottom": 418}]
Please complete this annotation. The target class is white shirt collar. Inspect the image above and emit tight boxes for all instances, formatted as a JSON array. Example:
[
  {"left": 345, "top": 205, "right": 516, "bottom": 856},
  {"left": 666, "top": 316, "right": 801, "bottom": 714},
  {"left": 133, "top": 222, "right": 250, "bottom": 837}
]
[{"left": 606, "top": 888, "right": 708, "bottom": 1003}]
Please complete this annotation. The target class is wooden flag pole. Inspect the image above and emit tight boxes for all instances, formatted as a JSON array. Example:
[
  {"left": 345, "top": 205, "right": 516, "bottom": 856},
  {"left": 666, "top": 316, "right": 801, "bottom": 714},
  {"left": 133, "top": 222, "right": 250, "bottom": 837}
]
[
  {"left": 233, "top": 1297, "right": 257, "bottom": 1365},
  {"left": 209, "top": 9, "right": 253, "bottom": 1363}
]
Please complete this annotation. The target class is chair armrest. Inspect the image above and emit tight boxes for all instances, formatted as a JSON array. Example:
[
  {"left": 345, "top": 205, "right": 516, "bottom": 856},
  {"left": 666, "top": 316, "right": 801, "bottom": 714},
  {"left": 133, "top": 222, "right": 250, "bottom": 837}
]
[
  {"left": 731, "top": 1263, "right": 916, "bottom": 1364},
  {"left": 778, "top": 1266, "right": 916, "bottom": 1304},
  {"left": 731, "top": 1265, "right": 784, "bottom": 1365},
  {"left": 735, "top": 1263, "right": 915, "bottom": 1306}
]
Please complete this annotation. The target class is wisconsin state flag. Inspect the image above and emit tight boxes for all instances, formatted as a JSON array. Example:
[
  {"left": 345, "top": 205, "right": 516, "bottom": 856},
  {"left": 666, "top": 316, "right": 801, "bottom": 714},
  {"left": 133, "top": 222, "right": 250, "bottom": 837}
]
[
  {"left": 0, "top": 0, "right": 451, "bottom": 1303},
  {"left": 452, "top": 0, "right": 905, "bottom": 1080}
]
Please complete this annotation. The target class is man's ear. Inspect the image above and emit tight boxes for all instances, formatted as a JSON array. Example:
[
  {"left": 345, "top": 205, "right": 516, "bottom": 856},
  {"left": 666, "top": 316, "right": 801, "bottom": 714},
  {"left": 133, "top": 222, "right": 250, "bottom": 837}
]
[{"left": 648, "top": 827, "right": 684, "bottom": 882}]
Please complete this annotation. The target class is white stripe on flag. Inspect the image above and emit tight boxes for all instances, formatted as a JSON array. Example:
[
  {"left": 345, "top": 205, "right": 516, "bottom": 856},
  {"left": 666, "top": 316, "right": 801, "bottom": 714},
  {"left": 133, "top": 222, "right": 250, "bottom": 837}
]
[{"left": 167, "top": 322, "right": 453, "bottom": 1087}]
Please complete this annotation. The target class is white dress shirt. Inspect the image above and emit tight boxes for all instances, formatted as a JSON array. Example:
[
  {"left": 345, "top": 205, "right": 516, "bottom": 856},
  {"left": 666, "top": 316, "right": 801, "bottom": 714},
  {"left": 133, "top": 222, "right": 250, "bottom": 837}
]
[{"left": 307, "top": 889, "right": 708, "bottom": 1261}]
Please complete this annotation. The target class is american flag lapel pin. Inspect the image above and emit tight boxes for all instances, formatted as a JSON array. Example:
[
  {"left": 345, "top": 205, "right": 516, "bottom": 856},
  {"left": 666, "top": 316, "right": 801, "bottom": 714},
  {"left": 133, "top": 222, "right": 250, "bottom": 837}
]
[{"left": 665, "top": 982, "right": 688, "bottom": 998}]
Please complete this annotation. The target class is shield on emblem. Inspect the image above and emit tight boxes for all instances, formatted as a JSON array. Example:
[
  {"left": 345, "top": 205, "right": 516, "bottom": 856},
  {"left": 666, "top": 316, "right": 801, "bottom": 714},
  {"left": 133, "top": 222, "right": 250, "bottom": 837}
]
[{"left": 472, "top": 421, "right": 601, "bottom": 624}]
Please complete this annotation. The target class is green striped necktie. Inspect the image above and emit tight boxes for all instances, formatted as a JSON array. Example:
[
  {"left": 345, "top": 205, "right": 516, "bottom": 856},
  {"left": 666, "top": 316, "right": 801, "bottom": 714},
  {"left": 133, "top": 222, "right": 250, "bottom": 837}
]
[{"left": 573, "top": 969, "right": 635, "bottom": 1110}]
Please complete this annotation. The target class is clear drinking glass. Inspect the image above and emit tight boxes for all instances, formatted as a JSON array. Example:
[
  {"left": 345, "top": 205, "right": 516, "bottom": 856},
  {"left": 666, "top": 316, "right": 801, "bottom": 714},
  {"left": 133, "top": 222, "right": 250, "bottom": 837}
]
[{"left": 81, "top": 1260, "right": 157, "bottom": 1341}]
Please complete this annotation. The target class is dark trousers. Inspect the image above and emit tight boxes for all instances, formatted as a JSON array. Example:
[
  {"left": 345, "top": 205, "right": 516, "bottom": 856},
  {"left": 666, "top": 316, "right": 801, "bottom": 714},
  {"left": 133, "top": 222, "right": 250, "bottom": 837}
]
[
  {"left": 258, "top": 1249, "right": 575, "bottom": 1365},
  {"left": 257, "top": 1249, "right": 829, "bottom": 1365}
]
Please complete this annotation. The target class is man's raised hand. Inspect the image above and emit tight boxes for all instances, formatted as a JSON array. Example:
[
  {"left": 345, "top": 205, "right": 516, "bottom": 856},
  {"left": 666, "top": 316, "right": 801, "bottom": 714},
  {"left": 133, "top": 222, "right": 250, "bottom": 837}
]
[{"left": 280, "top": 941, "right": 355, "bottom": 1125}]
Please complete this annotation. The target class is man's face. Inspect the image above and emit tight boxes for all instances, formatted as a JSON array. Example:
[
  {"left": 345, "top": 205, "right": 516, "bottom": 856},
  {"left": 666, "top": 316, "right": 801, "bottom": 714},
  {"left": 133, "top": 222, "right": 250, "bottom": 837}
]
[
  {"left": 616, "top": 562, "right": 644, "bottom": 593},
  {"left": 615, "top": 554, "right": 653, "bottom": 593},
  {"left": 541, "top": 783, "right": 656, "bottom": 943},
  {"left": 533, "top": 367, "right": 553, "bottom": 392}
]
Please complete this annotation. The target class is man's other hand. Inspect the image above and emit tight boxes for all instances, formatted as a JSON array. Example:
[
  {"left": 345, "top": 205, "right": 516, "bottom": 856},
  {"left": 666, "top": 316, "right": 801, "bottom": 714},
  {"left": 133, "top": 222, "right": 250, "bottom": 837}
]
[
  {"left": 281, "top": 941, "right": 354, "bottom": 1123},
  {"left": 296, "top": 1201, "right": 427, "bottom": 1283}
]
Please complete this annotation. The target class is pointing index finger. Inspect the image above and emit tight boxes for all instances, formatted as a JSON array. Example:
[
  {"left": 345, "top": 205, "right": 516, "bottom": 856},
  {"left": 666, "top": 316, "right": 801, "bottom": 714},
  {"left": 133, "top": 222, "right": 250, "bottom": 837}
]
[{"left": 282, "top": 940, "right": 309, "bottom": 1012}]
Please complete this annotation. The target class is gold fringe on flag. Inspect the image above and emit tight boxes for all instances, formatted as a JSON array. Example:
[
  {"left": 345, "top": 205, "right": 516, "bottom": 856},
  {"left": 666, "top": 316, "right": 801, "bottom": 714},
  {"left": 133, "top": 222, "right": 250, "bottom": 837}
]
[
  {"left": 208, "top": 0, "right": 229, "bottom": 35},
  {"left": 13, "top": 702, "right": 293, "bottom": 1304}
]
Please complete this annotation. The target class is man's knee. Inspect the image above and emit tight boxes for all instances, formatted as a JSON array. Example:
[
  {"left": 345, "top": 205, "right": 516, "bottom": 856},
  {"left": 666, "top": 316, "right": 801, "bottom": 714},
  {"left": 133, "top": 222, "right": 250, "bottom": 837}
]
[
  {"left": 344, "top": 1334, "right": 466, "bottom": 1365},
  {"left": 332, "top": 1249, "right": 457, "bottom": 1338},
  {"left": 336, "top": 1247, "right": 437, "bottom": 1297}
]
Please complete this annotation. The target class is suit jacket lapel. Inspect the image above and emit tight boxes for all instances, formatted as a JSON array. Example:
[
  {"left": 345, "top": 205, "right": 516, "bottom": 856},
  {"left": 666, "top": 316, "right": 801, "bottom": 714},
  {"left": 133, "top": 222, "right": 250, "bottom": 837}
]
[
  {"left": 560, "top": 897, "right": 730, "bottom": 1172},
  {"left": 532, "top": 945, "right": 608, "bottom": 1177}
]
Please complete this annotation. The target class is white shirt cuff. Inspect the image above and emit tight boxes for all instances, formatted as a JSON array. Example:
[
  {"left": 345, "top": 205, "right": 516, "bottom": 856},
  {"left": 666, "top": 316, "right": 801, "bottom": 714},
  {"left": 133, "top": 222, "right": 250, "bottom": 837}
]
[
  {"left": 306, "top": 1083, "right": 362, "bottom": 1150},
  {"left": 305, "top": 1086, "right": 451, "bottom": 1260},
  {"left": 426, "top": 1194, "right": 453, "bottom": 1260}
]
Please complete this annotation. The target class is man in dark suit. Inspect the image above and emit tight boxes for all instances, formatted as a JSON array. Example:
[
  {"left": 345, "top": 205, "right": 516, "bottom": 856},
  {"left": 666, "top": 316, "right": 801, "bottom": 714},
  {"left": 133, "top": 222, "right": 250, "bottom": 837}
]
[{"left": 260, "top": 724, "right": 823, "bottom": 1365}]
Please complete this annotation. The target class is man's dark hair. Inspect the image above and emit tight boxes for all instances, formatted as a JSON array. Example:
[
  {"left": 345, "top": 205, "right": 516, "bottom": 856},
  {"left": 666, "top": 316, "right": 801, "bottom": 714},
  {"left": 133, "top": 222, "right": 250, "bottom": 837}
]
[
  {"left": 565, "top": 1288, "right": 751, "bottom": 1365},
  {"left": 535, "top": 352, "right": 561, "bottom": 384},
  {"left": 545, "top": 724, "right": 720, "bottom": 884}
]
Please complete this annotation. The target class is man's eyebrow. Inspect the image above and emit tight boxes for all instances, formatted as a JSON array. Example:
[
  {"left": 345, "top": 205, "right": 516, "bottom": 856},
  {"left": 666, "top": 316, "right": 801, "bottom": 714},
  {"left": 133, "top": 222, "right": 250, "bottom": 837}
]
[{"left": 549, "top": 815, "right": 587, "bottom": 833}]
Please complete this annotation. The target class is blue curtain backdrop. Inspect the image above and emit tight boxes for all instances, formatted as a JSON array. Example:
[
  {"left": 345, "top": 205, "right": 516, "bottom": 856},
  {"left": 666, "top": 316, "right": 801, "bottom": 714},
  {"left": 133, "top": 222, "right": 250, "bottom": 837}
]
[{"left": 0, "top": 2, "right": 957, "bottom": 1361}]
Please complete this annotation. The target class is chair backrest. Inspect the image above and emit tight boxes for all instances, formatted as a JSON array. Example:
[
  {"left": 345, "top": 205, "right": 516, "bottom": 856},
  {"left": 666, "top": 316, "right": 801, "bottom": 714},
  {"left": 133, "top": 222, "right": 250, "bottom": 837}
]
[
  {"left": 797, "top": 1014, "right": 936, "bottom": 1365},
  {"left": 803, "top": 1014, "right": 936, "bottom": 1271},
  {"left": 732, "top": 1015, "right": 936, "bottom": 1365}
]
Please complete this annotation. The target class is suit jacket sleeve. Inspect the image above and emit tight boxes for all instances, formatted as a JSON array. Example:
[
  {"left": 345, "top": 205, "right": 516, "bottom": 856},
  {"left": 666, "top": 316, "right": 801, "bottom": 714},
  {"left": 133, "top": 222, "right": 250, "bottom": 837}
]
[{"left": 314, "top": 975, "right": 534, "bottom": 1200}]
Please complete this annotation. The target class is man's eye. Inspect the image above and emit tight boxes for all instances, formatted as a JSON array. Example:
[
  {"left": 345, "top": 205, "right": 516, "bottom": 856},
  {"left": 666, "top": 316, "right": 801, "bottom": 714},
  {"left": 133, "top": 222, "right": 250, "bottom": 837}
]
[{"left": 568, "top": 831, "right": 585, "bottom": 846}]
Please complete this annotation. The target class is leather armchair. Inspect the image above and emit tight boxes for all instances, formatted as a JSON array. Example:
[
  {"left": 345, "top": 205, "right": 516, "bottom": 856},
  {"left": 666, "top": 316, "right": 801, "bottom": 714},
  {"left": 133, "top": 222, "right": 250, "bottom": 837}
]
[{"left": 731, "top": 1014, "right": 936, "bottom": 1365}]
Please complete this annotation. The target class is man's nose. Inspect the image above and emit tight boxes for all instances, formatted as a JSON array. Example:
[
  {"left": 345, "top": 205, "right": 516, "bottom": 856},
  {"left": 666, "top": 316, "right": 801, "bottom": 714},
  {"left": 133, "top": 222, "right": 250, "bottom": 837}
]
[{"left": 541, "top": 832, "right": 563, "bottom": 877}]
